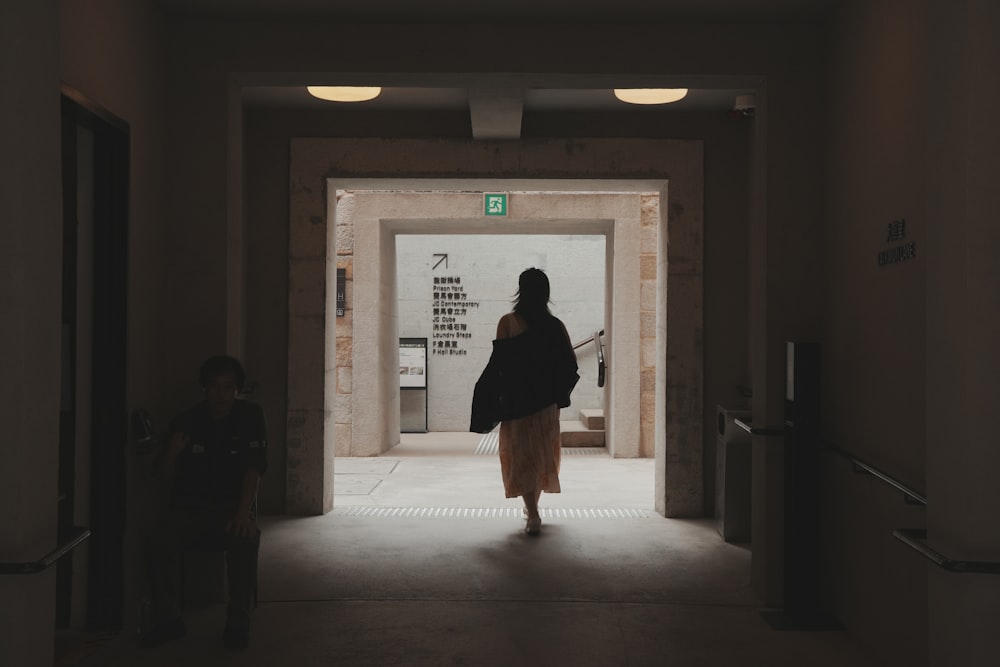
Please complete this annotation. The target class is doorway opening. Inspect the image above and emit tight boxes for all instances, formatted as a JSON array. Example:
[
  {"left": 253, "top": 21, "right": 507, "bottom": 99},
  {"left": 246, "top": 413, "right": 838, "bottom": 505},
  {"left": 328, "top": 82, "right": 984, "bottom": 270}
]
[
  {"left": 286, "top": 143, "right": 705, "bottom": 519},
  {"left": 329, "top": 185, "right": 649, "bottom": 460},
  {"left": 318, "top": 180, "right": 678, "bottom": 512}
]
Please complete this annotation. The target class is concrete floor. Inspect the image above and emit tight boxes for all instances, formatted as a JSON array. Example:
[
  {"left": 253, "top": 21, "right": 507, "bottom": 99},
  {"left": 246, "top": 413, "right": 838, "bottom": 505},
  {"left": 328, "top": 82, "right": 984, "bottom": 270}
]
[{"left": 88, "top": 433, "right": 875, "bottom": 666}]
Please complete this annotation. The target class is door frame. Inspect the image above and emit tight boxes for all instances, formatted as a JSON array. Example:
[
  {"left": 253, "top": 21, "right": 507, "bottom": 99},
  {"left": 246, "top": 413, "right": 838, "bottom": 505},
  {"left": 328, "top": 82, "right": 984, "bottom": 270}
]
[{"left": 60, "top": 85, "right": 129, "bottom": 630}]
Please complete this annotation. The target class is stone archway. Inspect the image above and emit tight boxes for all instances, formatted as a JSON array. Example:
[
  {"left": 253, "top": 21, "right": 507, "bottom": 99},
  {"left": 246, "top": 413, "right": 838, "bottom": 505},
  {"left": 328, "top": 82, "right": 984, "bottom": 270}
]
[{"left": 286, "top": 140, "right": 703, "bottom": 518}]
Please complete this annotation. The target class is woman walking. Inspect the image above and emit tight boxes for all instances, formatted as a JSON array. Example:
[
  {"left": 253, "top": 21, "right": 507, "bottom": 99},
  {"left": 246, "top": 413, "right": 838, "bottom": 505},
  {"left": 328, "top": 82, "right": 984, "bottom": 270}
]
[{"left": 471, "top": 268, "right": 579, "bottom": 535}]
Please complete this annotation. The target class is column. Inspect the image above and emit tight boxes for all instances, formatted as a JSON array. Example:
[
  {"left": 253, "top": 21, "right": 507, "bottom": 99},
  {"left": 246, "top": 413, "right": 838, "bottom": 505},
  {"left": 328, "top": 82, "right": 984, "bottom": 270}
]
[{"left": 0, "top": 1, "right": 63, "bottom": 665}]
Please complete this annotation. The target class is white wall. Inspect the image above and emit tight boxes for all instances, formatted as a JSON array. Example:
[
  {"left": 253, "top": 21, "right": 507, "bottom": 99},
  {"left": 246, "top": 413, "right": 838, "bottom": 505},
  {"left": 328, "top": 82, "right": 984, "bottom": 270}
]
[{"left": 397, "top": 234, "right": 606, "bottom": 431}]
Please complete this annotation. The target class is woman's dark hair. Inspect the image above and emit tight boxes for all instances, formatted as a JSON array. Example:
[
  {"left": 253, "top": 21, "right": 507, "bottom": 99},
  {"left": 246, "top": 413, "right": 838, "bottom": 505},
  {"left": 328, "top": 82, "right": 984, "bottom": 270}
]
[
  {"left": 512, "top": 267, "right": 552, "bottom": 325},
  {"left": 199, "top": 355, "right": 246, "bottom": 391}
]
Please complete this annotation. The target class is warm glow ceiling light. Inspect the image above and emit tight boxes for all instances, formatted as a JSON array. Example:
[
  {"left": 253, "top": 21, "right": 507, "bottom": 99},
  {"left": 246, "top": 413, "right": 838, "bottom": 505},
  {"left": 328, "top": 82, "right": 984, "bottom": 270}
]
[
  {"left": 613, "top": 88, "right": 689, "bottom": 105},
  {"left": 307, "top": 86, "right": 382, "bottom": 102}
]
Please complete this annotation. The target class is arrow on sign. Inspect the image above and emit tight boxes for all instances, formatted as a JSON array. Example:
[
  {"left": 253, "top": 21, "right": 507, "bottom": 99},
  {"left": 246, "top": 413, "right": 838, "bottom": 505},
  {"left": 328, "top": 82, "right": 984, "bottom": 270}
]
[{"left": 432, "top": 253, "right": 448, "bottom": 269}]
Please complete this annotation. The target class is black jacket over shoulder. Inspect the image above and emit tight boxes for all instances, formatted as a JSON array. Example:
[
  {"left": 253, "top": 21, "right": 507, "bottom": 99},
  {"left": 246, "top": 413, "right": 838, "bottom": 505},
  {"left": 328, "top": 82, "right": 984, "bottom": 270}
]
[{"left": 470, "top": 316, "right": 579, "bottom": 433}]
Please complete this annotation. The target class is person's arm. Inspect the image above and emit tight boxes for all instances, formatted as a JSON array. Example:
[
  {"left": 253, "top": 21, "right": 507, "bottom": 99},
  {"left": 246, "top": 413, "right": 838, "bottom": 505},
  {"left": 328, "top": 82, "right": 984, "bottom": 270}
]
[
  {"left": 558, "top": 319, "right": 577, "bottom": 362},
  {"left": 226, "top": 468, "right": 261, "bottom": 538},
  {"left": 555, "top": 319, "right": 580, "bottom": 405},
  {"left": 152, "top": 430, "right": 188, "bottom": 481},
  {"left": 227, "top": 403, "right": 267, "bottom": 538}
]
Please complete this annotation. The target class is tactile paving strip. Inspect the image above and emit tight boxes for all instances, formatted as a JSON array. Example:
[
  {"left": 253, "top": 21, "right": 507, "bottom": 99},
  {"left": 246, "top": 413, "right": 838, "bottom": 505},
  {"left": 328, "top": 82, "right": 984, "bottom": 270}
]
[
  {"left": 330, "top": 507, "right": 650, "bottom": 519},
  {"left": 474, "top": 431, "right": 499, "bottom": 455}
]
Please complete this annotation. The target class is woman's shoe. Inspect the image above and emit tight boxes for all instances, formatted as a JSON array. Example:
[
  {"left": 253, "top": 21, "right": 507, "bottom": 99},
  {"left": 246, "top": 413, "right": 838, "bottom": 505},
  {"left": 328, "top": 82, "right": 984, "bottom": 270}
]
[{"left": 525, "top": 516, "right": 542, "bottom": 536}]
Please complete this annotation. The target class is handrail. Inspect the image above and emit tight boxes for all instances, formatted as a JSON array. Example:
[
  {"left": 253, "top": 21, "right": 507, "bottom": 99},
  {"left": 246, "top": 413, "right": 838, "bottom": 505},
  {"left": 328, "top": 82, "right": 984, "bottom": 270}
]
[
  {"left": 594, "top": 330, "right": 605, "bottom": 388},
  {"left": 893, "top": 529, "right": 1000, "bottom": 574},
  {"left": 0, "top": 527, "right": 91, "bottom": 575},
  {"left": 821, "top": 445, "right": 998, "bottom": 573},
  {"left": 733, "top": 417, "right": 785, "bottom": 437},
  {"left": 572, "top": 329, "right": 604, "bottom": 351},
  {"left": 825, "top": 442, "right": 927, "bottom": 505},
  {"left": 572, "top": 329, "right": 606, "bottom": 388}
]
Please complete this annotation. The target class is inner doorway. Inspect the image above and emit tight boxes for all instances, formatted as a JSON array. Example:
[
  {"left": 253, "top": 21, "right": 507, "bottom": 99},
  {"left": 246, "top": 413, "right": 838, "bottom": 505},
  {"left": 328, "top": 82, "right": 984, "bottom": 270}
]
[
  {"left": 321, "top": 180, "right": 691, "bottom": 515},
  {"left": 334, "top": 185, "right": 647, "bottom": 463}
]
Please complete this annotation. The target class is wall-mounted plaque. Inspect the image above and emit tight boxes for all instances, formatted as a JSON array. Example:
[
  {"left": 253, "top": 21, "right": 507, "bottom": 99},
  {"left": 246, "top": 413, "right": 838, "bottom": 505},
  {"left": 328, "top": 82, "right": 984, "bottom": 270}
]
[{"left": 336, "top": 268, "right": 346, "bottom": 316}]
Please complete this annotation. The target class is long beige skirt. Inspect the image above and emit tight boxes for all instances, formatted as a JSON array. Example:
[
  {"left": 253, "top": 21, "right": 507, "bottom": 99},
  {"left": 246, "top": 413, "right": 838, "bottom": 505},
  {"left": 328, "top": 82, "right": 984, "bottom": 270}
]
[{"left": 499, "top": 403, "right": 562, "bottom": 498}]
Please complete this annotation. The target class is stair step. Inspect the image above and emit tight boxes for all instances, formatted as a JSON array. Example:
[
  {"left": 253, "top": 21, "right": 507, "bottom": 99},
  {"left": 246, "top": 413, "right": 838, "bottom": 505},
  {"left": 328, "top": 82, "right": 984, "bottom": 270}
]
[
  {"left": 560, "top": 420, "right": 605, "bottom": 447},
  {"left": 579, "top": 408, "right": 605, "bottom": 430}
]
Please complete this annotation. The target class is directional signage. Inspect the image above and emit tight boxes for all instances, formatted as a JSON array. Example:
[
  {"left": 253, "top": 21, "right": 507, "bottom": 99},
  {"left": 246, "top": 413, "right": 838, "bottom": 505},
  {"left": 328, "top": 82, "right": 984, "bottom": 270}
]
[
  {"left": 484, "top": 193, "right": 508, "bottom": 217},
  {"left": 336, "top": 268, "right": 346, "bottom": 316}
]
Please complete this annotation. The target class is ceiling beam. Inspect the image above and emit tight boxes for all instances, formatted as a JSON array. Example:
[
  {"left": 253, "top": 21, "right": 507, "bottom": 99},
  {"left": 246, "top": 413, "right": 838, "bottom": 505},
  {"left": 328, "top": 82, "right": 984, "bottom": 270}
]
[{"left": 467, "top": 88, "right": 523, "bottom": 140}]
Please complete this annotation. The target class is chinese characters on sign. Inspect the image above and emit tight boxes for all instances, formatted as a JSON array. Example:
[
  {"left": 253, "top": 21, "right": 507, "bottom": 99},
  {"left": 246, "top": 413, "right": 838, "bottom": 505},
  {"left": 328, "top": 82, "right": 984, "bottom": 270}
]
[
  {"left": 886, "top": 219, "right": 906, "bottom": 242},
  {"left": 432, "top": 275, "right": 480, "bottom": 356},
  {"left": 878, "top": 218, "right": 916, "bottom": 267}
]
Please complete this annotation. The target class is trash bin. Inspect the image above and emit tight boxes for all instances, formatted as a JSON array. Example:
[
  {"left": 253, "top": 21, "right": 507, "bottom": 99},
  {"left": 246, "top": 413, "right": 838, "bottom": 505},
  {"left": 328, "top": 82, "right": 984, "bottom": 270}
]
[{"left": 715, "top": 405, "right": 752, "bottom": 542}]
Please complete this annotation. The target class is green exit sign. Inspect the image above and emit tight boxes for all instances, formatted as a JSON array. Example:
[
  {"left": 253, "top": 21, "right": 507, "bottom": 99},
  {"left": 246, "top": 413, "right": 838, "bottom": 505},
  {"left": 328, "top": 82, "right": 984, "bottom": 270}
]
[{"left": 484, "top": 193, "right": 508, "bottom": 216}]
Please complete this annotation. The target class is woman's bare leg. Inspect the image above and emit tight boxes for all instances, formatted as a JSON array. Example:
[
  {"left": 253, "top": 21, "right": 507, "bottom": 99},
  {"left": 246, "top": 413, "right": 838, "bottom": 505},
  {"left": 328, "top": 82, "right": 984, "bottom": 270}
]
[
  {"left": 523, "top": 489, "right": 542, "bottom": 535},
  {"left": 523, "top": 488, "right": 540, "bottom": 519}
]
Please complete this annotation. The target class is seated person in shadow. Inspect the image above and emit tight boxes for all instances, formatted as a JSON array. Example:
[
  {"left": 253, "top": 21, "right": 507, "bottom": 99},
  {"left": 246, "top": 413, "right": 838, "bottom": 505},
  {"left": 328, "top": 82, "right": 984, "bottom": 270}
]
[{"left": 141, "top": 355, "right": 267, "bottom": 651}]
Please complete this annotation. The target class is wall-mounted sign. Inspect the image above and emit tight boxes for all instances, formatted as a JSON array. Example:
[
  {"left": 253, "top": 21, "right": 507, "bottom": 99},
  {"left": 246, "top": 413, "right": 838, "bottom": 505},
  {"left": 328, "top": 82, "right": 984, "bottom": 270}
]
[
  {"left": 336, "top": 268, "right": 346, "bottom": 316},
  {"left": 399, "top": 338, "right": 427, "bottom": 389},
  {"left": 431, "top": 274, "right": 480, "bottom": 356},
  {"left": 878, "top": 218, "right": 916, "bottom": 267},
  {"left": 484, "top": 193, "right": 508, "bottom": 217}
]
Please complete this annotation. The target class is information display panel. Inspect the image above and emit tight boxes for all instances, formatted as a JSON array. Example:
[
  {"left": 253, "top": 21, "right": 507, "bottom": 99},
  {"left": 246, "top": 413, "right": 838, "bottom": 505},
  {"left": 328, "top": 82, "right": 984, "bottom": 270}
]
[{"left": 399, "top": 338, "right": 428, "bottom": 389}]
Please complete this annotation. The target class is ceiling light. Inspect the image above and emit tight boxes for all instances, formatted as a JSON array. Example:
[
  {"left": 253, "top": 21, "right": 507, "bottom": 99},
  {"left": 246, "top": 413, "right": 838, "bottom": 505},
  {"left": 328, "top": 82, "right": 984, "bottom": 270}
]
[
  {"left": 613, "top": 88, "right": 688, "bottom": 105},
  {"left": 307, "top": 86, "right": 382, "bottom": 102}
]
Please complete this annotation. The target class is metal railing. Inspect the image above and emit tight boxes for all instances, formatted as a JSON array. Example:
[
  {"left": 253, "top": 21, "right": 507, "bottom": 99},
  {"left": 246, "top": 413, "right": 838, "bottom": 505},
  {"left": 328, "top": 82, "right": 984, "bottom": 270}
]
[
  {"left": 825, "top": 442, "right": 1000, "bottom": 574},
  {"left": 0, "top": 526, "right": 91, "bottom": 575},
  {"left": 733, "top": 417, "right": 785, "bottom": 437},
  {"left": 572, "top": 329, "right": 606, "bottom": 388},
  {"left": 825, "top": 442, "right": 927, "bottom": 506},
  {"left": 893, "top": 529, "right": 1000, "bottom": 575},
  {"left": 731, "top": 411, "right": 999, "bottom": 575}
]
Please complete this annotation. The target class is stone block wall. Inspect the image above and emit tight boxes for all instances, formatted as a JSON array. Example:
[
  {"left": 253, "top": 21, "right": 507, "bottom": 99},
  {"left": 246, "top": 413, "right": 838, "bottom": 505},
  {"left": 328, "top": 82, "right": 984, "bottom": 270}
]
[{"left": 639, "top": 194, "right": 660, "bottom": 458}]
